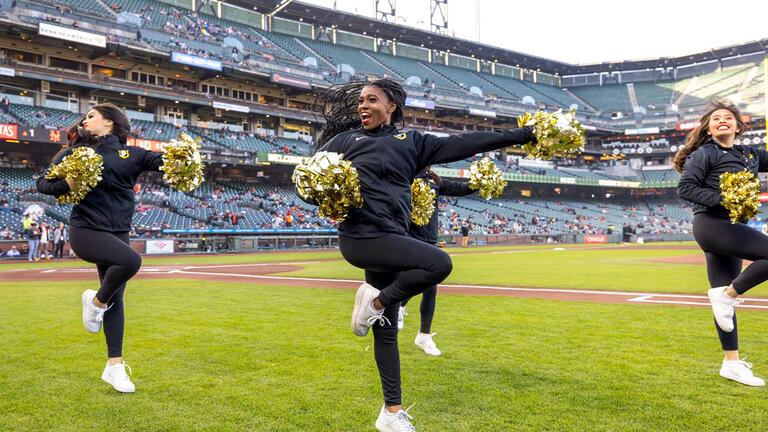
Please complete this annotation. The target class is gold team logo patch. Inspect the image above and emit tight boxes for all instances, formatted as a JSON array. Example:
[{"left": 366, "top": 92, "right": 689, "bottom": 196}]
[
  {"left": 394, "top": 133, "right": 407, "bottom": 140},
  {"left": 118, "top": 149, "right": 130, "bottom": 159}
]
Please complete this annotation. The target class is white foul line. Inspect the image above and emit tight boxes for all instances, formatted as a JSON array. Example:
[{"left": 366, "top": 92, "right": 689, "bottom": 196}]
[
  {"left": 24, "top": 263, "right": 768, "bottom": 311},
  {"left": 170, "top": 268, "right": 768, "bottom": 310}
]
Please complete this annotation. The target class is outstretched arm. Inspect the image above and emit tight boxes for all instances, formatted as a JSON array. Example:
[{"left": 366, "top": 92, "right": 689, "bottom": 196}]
[{"left": 416, "top": 127, "right": 535, "bottom": 168}]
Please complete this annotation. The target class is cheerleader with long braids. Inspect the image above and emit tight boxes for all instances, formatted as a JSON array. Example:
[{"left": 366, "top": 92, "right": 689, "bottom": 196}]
[
  {"left": 676, "top": 102, "right": 768, "bottom": 386},
  {"left": 306, "top": 78, "right": 536, "bottom": 431}
]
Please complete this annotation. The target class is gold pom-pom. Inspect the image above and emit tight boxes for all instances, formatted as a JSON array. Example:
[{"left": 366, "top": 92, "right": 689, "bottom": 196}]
[
  {"left": 161, "top": 132, "right": 205, "bottom": 192},
  {"left": 410, "top": 178, "right": 437, "bottom": 225},
  {"left": 292, "top": 151, "right": 363, "bottom": 222},
  {"left": 720, "top": 170, "right": 761, "bottom": 223},
  {"left": 518, "top": 109, "right": 585, "bottom": 160},
  {"left": 45, "top": 147, "right": 104, "bottom": 204},
  {"left": 468, "top": 157, "right": 507, "bottom": 200}
]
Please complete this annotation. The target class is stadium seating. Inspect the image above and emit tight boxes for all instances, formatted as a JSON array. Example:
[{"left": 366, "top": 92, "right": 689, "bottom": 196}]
[
  {"left": 569, "top": 84, "right": 633, "bottom": 113},
  {"left": 8, "top": 105, "right": 81, "bottom": 128}
]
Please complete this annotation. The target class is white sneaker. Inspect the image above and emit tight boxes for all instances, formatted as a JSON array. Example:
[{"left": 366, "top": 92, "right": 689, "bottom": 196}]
[
  {"left": 397, "top": 306, "right": 407, "bottom": 331},
  {"left": 101, "top": 362, "right": 136, "bottom": 393},
  {"left": 414, "top": 332, "right": 442, "bottom": 356},
  {"left": 351, "top": 283, "right": 390, "bottom": 337},
  {"left": 708, "top": 287, "right": 743, "bottom": 332},
  {"left": 375, "top": 404, "right": 416, "bottom": 432},
  {"left": 82, "top": 289, "right": 108, "bottom": 333},
  {"left": 720, "top": 359, "right": 765, "bottom": 387}
]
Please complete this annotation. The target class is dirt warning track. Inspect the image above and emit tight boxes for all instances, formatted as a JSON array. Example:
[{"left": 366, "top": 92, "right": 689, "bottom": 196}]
[{"left": 6, "top": 261, "right": 768, "bottom": 312}]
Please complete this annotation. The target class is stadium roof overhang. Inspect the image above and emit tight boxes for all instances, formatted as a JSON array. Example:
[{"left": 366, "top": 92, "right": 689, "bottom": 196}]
[
  {"left": 226, "top": 1, "right": 768, "bottom": 76},
  {"left": 226, "top": 0, "right": 574, "bottom": 74}
]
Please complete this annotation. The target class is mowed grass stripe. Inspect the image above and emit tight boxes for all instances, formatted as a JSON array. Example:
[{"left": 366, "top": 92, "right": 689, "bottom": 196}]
[{"left": 1, "top": 278, "right": 767, "bottom": 431}]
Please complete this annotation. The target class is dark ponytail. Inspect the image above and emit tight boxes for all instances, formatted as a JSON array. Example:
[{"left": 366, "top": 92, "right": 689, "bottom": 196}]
[
  {"left": 90, "top": 103, "right": 131, "bottom": 144},
  {"left": 313, "top": 78, "right": 407, "bottom": 151}
]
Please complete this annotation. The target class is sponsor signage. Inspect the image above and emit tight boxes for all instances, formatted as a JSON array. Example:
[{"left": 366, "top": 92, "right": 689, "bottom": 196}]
[
  {"left": 624, "top": 127, "right": 660, "bottom": 135},
  {"left": 405, "top": 97, "right": 435, "bottom": 110},
  {"left": 38, "top": 22, "right": 106, "bottom": 48},
  {"left": 270, "top": 73, "right": 312, "bottom": 90},
  {"left": 583, "top": 234, "right": 608, "bottom": 244},
  {"left": 163, "top": 228, "right": 338, "bottom": 234},
  {"left": 0, "top": 123, "right": 18, "bottom": 140},
  {"left": 146, "top": 239, "right": 174, "bottom": 254},
  {"left": 212, "top": 101, "right": 249, "bottom": 113},
  {"left": 559, "top": 177, "right": 577, "bottom": 184},
  {"left": 0, "top": 67, "right": 15, "bottom": 77},
  {"left": 266, "top": 153, "right": 309, "bottom": 165},
  {"left": 598, "top": 179, "right": 641, "bottom": 188},
  {"left": 171, "top": 51, "right": 223, "bottom": 71},
  {"left": 127, "top": 137, "right": 169, "bottom": 152},
  {"left": 467, "top": 108, "right": 497, "bottom": 118},
  {"left": 676, "top": 120, "right": 700, "bottom": 131}
]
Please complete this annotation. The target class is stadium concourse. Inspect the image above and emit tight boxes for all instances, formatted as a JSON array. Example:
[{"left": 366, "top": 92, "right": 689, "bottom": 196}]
[{"left": 0, "top": 0, "right": 765, "bottom": 258}]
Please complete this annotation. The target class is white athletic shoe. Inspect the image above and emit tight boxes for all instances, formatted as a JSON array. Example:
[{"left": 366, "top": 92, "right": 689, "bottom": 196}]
[
  {"left": 101, "top": 362, "right": 136, "bottom": 393},
  {"left": 397, "top": 306, "right": 407, "bottom": 331},
  {"left": 414, "top": 332, "right": 442, "bottom": 356},
  {"left": 708, "top": 287, "right": 743, "bottom": 332},
  {"left": 375, "top": 404, "right": 416, "bottom": 432},
  {"left": 351, "top": 283, "right": 389, "bottom": 337},
  {"left": 720, "top": 359, "right": 765, "bottom": 387},
  {"left": 82, "top": 289, "right": 108, "bottom": 333}
]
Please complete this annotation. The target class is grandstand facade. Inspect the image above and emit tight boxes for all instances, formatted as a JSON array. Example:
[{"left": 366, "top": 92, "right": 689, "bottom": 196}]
[{"left": 0, "top": 0, "right": 766, "bottom": 249}]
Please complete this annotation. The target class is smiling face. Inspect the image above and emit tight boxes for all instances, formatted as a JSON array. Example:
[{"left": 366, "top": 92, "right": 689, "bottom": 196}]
[
  {"left": 357, "top": 85, "right": 396, "bottom": 130},
  {"left": 81, "top": 109, "right": 113, "bottom": 137},
  {"left": 707, "top": 108, "right": 739, "bottom": 143}
]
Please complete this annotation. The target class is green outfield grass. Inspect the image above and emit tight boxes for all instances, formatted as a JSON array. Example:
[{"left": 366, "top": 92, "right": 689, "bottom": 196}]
[
  {"left": 278, "top": 243, "right": 768, "bottom": 296},
  {"left": 1, "top": 277, "right": 767, "bottom": 431}
]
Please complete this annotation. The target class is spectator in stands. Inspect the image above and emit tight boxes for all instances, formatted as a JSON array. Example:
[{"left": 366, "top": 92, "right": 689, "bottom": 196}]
[
  {"left": 53, "top": 222, "right": 68, "bottom": 259},
  {"left": 39, "top": 222, "right": 50, "bottom": 260},
  {"left": 5, "top": 245, "right": 20, "bottom": 259},
  {"left": 36, "top": 103, "right": 168, "bottom": 394},
  {"left": 0, "top": 225, "right": 10, "bottom": 239},
  {"left": 675, "top": 101, "right": 767, "bottom": 387},
  {"left": 21, "top": 214, "right": 32, "bottom": 237},
  {"left": 1, "top": 96, "right": 8, "bottom": 114},
  {"left": 306, "top": 78, "right": 536, "bottom": 430},
  {"left": 27, "top": 221, "right": 40, "bottom": 261},
  {"left": 460, "top": 219, "right": 471, "bottom": 248}
]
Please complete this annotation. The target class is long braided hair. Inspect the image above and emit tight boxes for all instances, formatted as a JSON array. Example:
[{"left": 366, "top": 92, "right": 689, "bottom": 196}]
[{"left": 313, "top": 78, "right": 407, "bottom": 151}]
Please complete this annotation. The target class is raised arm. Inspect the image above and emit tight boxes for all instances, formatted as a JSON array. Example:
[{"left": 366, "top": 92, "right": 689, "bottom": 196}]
[
  {"left": 415, "top": 127, "right": 535, "bottom": 168},
  {"left": 141, "top": 148, "right": 164, "bottom": 172},
  {"left": 438, "top": 178, "right": 475, "bottom": 197}
]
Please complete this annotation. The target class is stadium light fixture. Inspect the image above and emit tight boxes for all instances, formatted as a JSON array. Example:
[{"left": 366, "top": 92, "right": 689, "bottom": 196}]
[{"left": 269, "top": 0, "right": 295, "bottom": 17}]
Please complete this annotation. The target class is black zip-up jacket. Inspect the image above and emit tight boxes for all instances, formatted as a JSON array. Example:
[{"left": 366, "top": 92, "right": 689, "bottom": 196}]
[
  {"left": 408, "top": 169, "right": 474, "bottom": 244},
  {"left": 315, "top": 124, "right": 534, "bottom": 238},
  {"left": 677, "top": 140, "right": 768, "bottom": 220},
  {"left": 36, "top": 134, "right": 164, "bottom": 232}
]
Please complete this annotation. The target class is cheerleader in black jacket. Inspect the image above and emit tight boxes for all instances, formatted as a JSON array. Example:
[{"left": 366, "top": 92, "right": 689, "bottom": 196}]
[
  {"left": 37, "top": 104, "right": 164, "bottom": 393},
  {"left": 676, "top": 102, "right": 768, "bottom": 387},
  {"left": 398, "top": 168, "right": 476, "bottom": 356},
  {"left": 306, "top": 78, "right": 535, "bottom": 431}
]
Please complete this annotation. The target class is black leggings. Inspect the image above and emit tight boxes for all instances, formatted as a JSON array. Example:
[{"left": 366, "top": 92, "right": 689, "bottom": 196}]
[
  {"left": 339, "top": 234, "right": 453, "bottom": 405},
  {"left": 692, "top": 213, "right": 768, "bottom": 350},
  {"left": 70, "top": 227, "right": 141, "bottom": 357},
  {"left": 54, "top": 241, "right": 65, "bottom": 259},
  {"left": 400, "top": 285, "right": 437, "bottom": 334}
]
